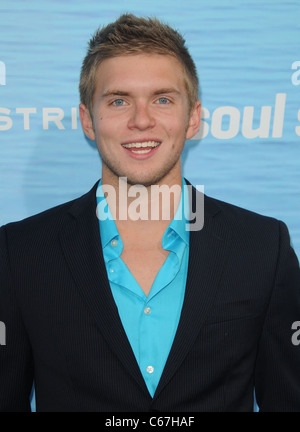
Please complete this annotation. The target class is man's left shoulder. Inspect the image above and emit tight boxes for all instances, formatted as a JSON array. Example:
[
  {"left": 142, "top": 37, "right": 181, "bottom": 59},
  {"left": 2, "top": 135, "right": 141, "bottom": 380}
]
[
  {"left": 186, "top": 178, "right": 279, "bottom": 231},
  {"left": 204, "top": 193, "right": 279, "bottom": 228},
  {"left": 193, "top": 191, "right": 289, "bottom": 259}
]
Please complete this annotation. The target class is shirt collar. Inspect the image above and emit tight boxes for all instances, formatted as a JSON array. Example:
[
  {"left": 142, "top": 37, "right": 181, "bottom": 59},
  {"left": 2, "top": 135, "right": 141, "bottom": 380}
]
[
  {"left": 96, "top": 180, "right": 119, "bottom": 249},
  {"left": 96, "top": 178, "right": 190, "bottom": 253},
  {"left": 163, "top": 178, "right": 189, "bottom": 247}
]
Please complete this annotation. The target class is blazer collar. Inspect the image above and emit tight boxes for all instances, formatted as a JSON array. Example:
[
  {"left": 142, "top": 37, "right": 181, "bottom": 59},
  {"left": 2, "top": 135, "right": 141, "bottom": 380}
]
[
  {"left": 60, "top": 179, "right": 231, "bottom": 401},
  {"left": 153, "top": 190, "right": 231, "bottom": 399},
  {"left": 67, "top": 178, "right": 221, "bottom": 221},
  {"left": 60, "top": 179, "right": 151, "bottom": 397}
]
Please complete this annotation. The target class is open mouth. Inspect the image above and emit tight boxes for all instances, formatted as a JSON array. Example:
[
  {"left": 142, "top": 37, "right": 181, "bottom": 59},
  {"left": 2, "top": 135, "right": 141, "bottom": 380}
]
[{"left": 121, "top": 140, "right": 161, "bottom": 155}]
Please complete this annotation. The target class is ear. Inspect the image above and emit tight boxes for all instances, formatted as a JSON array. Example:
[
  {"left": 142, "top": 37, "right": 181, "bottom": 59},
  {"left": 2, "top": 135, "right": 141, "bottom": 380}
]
[
  {"left": 185, "top": 100, "right": 201, "bottom": 140},
  {"left": 79, "top": 103, "right": 96, "bottom": 141}
]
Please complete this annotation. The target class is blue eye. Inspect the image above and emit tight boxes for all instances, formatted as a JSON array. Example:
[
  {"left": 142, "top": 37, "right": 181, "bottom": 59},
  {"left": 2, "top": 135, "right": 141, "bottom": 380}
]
[
  {"left": 113, "top": 99, "right": 125, "bottom": 106},
  {"left": 157, "top": 97, "right": 170, "bottom": 104}
]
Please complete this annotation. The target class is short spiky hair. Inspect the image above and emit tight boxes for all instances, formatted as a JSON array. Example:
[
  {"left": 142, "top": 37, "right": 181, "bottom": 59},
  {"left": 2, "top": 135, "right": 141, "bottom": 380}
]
[{"left": 79, "top": 14, "right": 199, "bottom": 115}]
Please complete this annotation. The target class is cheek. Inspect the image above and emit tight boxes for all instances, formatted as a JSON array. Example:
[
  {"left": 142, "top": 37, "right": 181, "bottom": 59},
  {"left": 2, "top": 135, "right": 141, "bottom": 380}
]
[
  {"left": 169, "top": 121, "right": 188, "bottom": 141},
  {"left": 94, "top": 119, "right": 111, "bottom": 139}
]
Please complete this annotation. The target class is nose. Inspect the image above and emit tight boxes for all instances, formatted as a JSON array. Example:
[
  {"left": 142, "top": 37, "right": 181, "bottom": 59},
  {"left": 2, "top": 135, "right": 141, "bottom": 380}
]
[{"left": 127, "top": 102, "right": 155, "bottom": 130}]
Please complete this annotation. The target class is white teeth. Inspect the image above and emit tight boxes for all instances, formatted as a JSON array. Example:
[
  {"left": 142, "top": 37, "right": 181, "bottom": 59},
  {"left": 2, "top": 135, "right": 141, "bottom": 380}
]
[
  {"left": 131, "top": 149, "right": 152, "bottom": 154},
  {"left": 122, "top": 141, "right": 160, "bottom": 149}
]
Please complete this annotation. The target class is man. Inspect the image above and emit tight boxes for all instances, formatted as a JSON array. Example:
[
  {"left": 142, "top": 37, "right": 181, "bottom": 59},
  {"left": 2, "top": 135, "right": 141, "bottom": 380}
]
[{"left": 0, "top": 14, "right": 300, "bottom": 412}]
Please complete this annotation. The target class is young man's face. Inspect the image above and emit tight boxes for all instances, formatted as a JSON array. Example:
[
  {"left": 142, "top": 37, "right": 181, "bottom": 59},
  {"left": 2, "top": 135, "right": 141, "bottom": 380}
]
[{"left": 80, "top": 53, "right": 201, "bottom": 187}]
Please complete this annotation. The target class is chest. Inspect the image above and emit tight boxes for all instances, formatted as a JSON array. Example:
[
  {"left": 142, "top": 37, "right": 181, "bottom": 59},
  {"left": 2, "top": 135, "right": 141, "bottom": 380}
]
[{"left": 120, "top": 246, "right": 170, "bottom": 296}]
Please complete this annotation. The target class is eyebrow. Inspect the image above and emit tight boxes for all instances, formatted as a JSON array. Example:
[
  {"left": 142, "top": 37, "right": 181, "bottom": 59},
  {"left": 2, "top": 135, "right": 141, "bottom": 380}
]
[
  {"left": 102, "top": 87, "right": 181, "bottom": 98},
  {"left": 102, "top": 90, "right": 130, "bottom": 98},
  {"left": 152, "top": 88, "right": 181, "bottom": 96}
]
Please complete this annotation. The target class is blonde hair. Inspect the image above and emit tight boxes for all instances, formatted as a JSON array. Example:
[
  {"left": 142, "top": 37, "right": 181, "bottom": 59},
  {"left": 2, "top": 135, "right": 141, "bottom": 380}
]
[{"left": 79, "top": 14, "right": 199, "bottom": 116}]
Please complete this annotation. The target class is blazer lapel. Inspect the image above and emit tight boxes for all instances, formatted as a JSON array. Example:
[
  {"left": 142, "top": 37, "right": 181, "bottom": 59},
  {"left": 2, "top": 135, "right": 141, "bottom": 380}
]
[
  {"left": 59, "top": 181, "right": 231, "bottom": 401},
  {"left": 153, "top": 191, "right": 232, "bottom": 400},
  {"left": 59, "top": 181, "right": 150, "bottom": 397}
]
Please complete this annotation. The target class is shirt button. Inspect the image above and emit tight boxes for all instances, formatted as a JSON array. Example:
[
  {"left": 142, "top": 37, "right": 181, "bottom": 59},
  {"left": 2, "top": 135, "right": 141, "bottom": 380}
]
[
  {"left": 146, "top": 365, "right": 154, "bottom": 374},
  {"left": 111, "top": 239, "right": 118, "bottom": 247},
  {"left": 144, "top": 307, "right": 151, "bottom": 315}
]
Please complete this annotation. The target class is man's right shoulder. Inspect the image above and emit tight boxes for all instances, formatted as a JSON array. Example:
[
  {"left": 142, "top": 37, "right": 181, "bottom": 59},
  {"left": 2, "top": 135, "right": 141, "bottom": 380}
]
[{"left": 1, "top": 181, "right": 99, "bottom": 243}]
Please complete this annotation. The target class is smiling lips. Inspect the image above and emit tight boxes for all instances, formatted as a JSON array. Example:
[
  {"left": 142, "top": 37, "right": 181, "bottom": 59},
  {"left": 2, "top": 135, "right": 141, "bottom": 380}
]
[{"left": 121, "top": 140, "right": 161, "bottom": 155}]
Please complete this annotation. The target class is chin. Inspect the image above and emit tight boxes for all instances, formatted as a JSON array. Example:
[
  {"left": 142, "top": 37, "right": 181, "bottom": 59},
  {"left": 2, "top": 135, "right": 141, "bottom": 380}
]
[
  {"left": 102, "top": 157, "right": 180, "bottom": 188},
  {"left": 125, "top": 171, "right": 171, "bottom": 187}
]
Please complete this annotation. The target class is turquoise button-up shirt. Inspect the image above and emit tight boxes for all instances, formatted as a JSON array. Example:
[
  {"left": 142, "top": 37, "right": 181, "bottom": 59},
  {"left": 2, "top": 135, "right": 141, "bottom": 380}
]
[{"left": 96, "top": 179, "right": 189, "bottom": 397}]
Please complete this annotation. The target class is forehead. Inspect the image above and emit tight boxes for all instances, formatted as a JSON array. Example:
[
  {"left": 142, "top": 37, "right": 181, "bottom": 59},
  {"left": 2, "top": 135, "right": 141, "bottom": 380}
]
[{"left": 93, "top": 53, "right": 187, "bottom": 97}]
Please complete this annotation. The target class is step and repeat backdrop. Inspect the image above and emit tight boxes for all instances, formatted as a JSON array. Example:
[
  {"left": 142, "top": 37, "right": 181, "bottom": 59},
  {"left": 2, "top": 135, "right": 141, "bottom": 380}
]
[{"left": 0, "top": 0, "right": 299, "bottom": 411}]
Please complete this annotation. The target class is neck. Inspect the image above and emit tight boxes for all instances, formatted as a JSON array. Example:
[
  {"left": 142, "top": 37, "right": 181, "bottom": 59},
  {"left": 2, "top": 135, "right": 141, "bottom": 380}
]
[{"left": 101, "top": 169, "right": 183, "bottom": 236}]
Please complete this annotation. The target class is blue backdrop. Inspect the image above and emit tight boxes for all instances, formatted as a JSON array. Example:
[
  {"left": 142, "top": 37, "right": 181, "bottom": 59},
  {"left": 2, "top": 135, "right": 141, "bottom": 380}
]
[{"left": 0, "top": 0, "right": 299, "bottom": 412}]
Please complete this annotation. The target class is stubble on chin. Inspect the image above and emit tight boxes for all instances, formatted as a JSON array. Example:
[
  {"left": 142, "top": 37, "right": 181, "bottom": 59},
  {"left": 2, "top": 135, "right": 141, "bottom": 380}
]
[{"left": 101, "top": 157, "right": 181, "bottom": 188}]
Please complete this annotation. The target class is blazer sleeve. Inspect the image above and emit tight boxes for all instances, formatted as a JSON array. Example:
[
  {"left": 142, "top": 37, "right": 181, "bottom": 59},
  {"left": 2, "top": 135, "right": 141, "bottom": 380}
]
[
  {"left": 0, "top": 226, "right": 34, "bottom": 412},
  {"left": 254, "top": 220, "right": 300, "bottom": 411}
]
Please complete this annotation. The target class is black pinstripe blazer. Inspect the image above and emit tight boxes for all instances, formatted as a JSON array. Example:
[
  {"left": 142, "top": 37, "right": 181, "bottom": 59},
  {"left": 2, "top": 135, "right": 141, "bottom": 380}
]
[{"left": 1, "top": 180, "right": 300, "bottom": 412}]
